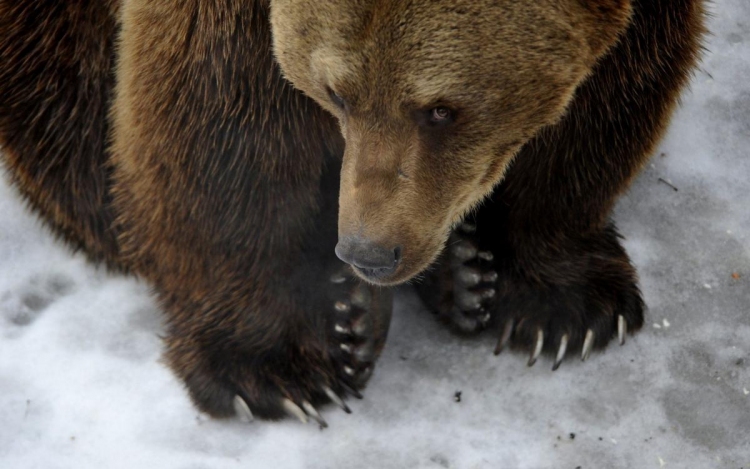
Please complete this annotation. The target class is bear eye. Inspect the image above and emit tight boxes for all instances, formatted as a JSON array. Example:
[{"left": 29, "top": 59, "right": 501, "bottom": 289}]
[
  {"left": 327, "top": 86, "right": 346, "bottom": 110},
  {"left": 428, "top": 106, "right": 455, "bottom": 126}
]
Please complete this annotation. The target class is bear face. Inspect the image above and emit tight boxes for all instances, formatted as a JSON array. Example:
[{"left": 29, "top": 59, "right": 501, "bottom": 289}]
[{"left": 270, "top": 0, "right": 632, "bottom": 285}]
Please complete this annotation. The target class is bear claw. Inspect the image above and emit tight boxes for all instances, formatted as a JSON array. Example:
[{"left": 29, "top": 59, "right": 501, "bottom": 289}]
[
  {"left": 282, "top": 398, "right": 309, "bottom": 424},
  {"left": 233, "top": 395, "right": 254, "bottom": 423},
  {"left": 301, "top": 401, "right": 328, "bottom": 429},
  {"left": 323, "top": 386, "right": 351, "bottom": 414},
  {"left": 494, "top": 315, "right": 629, "bottom": 370},
  {"left": 528, "top": 329, "right": 544, "bottom": 367},
  {"left": 494, "top": 319, "right": 514, "bottom": 355},
  {"left": 552, "top": 335, "right": 569, "bottom": 371},
  {"left": 581, "top": 329, "right": 594, "bottom": 362},
  {"left": 477, "top": 251, "right": 494, "bottom": 262},
  {"left": 334, "top": 301, "right": 351, "bottom": 313}
]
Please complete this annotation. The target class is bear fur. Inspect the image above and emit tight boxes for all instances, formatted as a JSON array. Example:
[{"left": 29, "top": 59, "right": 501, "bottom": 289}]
[{"left": 0, "top": 0, "right": 705, "bottom": 421}]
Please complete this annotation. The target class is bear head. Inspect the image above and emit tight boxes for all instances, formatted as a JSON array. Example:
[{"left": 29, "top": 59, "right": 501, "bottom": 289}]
[{"left": 270, "top": 0, "right": 631, "bottom": 285}]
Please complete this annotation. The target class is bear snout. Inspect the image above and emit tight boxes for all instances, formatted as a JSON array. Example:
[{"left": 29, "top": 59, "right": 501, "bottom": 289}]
[{"left": 335, "top": 236, "right": 402, "bottom": 281}]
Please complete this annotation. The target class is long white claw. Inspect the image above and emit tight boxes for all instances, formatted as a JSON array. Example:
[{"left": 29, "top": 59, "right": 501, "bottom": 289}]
[
  {"left": 494, "top": 320, "right": 514, "bottom": 355},
  {"left": 323, "top": 386, "right": 351, "bottom": 414},
  {"left": 581, "top": 329, "right": 594, "bottom": 361},
  {"left": 302, "top": 401, "right": 328, "bottom": 429},
  {"left": 528, "top": 329, "right": 544, "bottom": 367},
  {"left": 282, "top": 399, "right": 308, "bottom": 424},
  {"left": 618, "top": 315, "right": 626, "bottom": 346},
  {"left": 552, "top": 335, "right": 569, "bottom": 371},
  {"left": 233, "top": 395, "right": 254, "bottom": 423}
]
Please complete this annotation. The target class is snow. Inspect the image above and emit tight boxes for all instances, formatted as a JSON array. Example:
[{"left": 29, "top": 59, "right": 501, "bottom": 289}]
[{"left": 1, "top": 1, "right": 749, "bottom": 468}]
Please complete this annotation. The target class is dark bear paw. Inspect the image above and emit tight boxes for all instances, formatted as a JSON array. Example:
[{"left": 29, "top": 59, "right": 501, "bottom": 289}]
[
  {"left": 416, "top": 222, "right": 498, "bottom": 334},
  {"left": 490, "top": 228, "right": 645, "bottom": 370},
  {"left": 169, "top": 269, "right": 391, "bottom": 428},
  {"left": 329, "top": 270, "right": 391, "bottom": 392}
]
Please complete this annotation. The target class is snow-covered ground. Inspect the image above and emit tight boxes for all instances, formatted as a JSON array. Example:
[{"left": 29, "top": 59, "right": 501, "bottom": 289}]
[{"left": 1, "top": 2, "right": 749, "bottom": 468}]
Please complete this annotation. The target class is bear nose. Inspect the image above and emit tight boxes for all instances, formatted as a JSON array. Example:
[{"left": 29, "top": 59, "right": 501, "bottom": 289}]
[{"left": 335, "top": 236, "right": 401, "bottom": 278}]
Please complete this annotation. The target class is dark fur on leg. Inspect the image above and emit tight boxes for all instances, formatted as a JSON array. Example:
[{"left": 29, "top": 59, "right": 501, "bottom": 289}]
[
  {"left": 110, "top": 0, "right": 390, "bottom": 419},
  {"left": 0, "top": 1, "right": 121, "bottom": 267}
]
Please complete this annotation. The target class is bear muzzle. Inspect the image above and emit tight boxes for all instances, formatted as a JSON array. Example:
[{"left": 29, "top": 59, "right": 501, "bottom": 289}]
[{"left": 335, "top": 236, "right": 403, "bottom": 282}]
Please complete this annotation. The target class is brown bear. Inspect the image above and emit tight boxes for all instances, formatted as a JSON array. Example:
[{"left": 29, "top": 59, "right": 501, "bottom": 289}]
[{"left": 0, "top": 0, "right": 705, "bottom": 424}]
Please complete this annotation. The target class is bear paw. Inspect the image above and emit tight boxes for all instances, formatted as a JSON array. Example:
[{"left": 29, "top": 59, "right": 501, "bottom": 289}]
[
  {"left": 167, "top": 270, "right": 391, "bottom": 428},
  {"left": 416, "top": 222, "right": 498, "bottom": 334},
  {"left": 330, "top": 282, "right": 384, "bottom": 391},
  {"left": 490, "top": 228, "right": 645, "bottom": 370}
]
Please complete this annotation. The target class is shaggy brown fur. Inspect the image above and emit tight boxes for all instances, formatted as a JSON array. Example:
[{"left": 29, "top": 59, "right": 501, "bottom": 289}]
[{"left": 0, "top": 0, "right": 705, "bottom": 420}]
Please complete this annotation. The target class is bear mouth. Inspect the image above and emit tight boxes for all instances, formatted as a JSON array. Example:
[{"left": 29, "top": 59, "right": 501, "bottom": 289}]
[{"left": 352, "top": 265, "right": 400, "bottom": 284}]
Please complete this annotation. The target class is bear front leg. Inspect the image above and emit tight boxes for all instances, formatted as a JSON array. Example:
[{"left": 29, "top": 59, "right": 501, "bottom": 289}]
[
  {"left": 417, "top": 0, "right": 703, "bottom": 367},
  {"left": 484, "top": 224, "right": 644, "bottom": 368},
  {"left": 161, "top": 261, "right": 392, "bottom": 424},
  {"left": 419, "top": 221, "right": 644, "bottom": 369},
  {"left": 109, "top": 0, "right": 392, "bottom": 423}
]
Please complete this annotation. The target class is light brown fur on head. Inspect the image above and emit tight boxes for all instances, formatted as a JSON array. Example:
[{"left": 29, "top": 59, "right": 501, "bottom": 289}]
[{"left": 270, "top": 0, "right": 632, "bottom": 284}]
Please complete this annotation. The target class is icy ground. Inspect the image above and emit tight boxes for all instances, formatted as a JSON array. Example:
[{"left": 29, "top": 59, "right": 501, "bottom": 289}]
[{"left": 1, "top": 2, "right": 749, "bottom": 468}]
